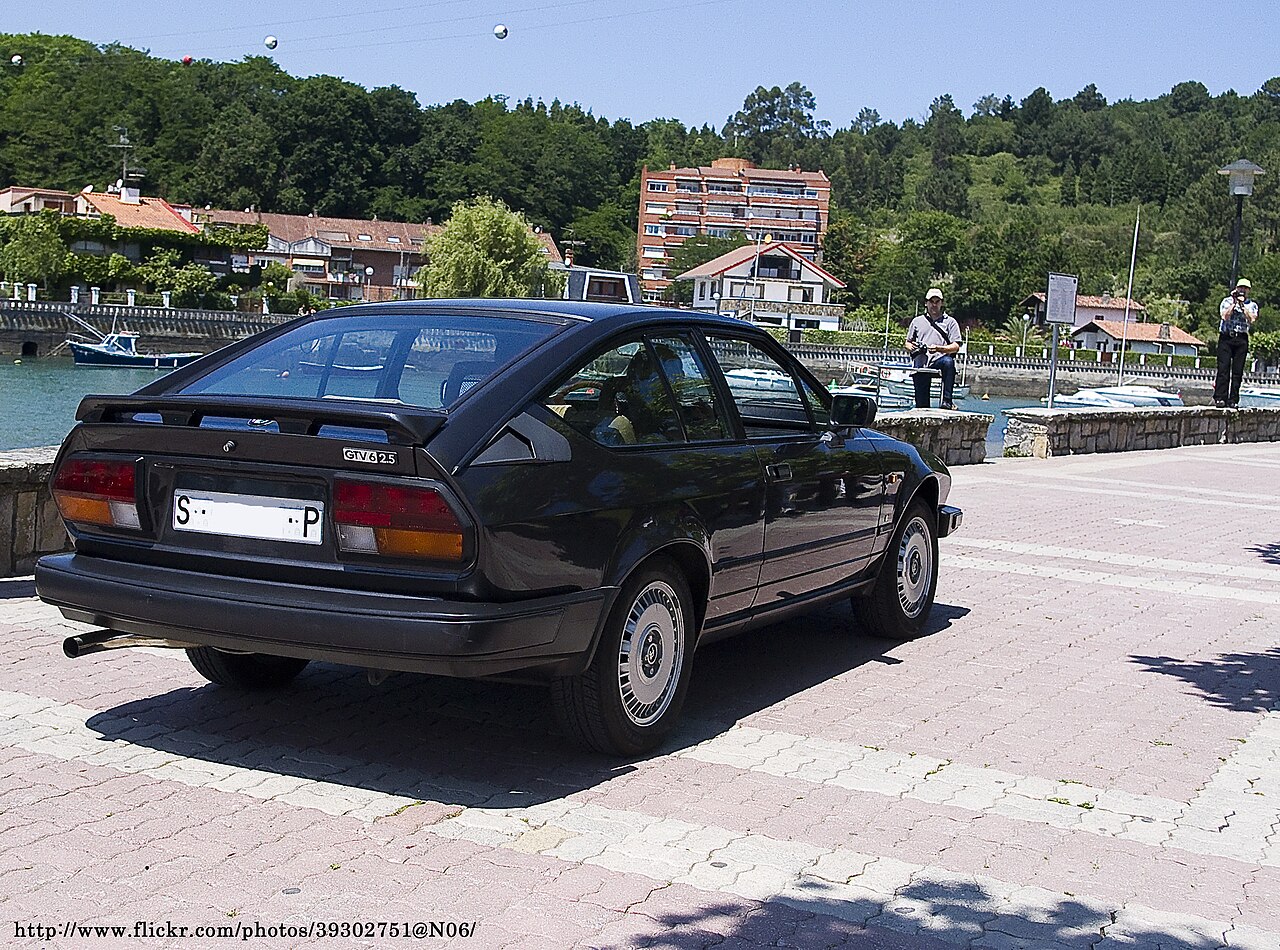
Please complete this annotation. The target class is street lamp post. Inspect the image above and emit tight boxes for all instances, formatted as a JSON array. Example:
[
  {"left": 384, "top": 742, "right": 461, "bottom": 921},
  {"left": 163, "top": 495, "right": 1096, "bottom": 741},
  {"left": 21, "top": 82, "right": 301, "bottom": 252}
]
[
  {"left": 1021, "top": 312, "right": 1031, "bottom": 355},
  {"left": 362, "top": 265, "right": 374, "bottom": 301},
  {"left": 1218, "top": 160, "right": 1265, "bottom": 288},
  {"left": 750, "top": 231, "right": 772, "bottom": 320}
]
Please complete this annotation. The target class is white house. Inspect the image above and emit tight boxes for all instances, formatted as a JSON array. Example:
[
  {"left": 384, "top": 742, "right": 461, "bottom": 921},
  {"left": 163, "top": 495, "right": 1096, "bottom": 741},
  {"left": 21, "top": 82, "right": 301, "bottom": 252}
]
[
  {"left": 677, "top": 242, "right": 845, "bottom": 332},
  {"left": 1071, "top": 320, "right": 1205, "bottom": 357}
]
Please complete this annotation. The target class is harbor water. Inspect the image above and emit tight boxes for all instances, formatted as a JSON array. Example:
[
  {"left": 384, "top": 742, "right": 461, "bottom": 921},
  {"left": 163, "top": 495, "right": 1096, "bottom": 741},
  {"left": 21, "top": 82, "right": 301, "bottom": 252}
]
[{"left": 0, "top": 357, "right": 1267, "bottom": 456}]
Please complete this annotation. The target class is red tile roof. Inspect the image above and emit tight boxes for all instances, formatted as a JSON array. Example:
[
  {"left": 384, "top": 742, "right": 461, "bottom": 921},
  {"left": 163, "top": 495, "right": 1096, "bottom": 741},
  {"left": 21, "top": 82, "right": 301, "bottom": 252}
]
[
  {"left": 1073, "top": 319, "right": 1205, "bottom": 347},
  {"left": 81, "top": 192, "right": 200, "bottom": 234},
  {"left": 1025, "top": 292, "right": 1146, "bottom": 312},
  {"left": 676, "top": 242, "right": 845, "bottom": 287},
  {"left": 203, "top": 209, "right": 561, "bottom": 262}
]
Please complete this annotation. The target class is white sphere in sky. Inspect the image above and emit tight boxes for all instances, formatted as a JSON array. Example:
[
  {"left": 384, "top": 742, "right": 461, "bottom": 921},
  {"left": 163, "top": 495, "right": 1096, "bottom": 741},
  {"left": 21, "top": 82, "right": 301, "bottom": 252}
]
[
  {"left": 264, "top": 35, "right": 278, "bottom": 50},
  {"left": 493, "top": 24, "right": 509, "bottom": 40}
]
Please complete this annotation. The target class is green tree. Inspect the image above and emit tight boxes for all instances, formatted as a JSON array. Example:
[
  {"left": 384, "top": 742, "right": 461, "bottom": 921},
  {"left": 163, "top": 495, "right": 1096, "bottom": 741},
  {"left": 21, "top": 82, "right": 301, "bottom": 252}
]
[
  {"left": 418, "top": 196, "right": 561, "bottom": 298},
  {"left": 0, "top": 214, "right": 67, "bottom": 287},
  {"left": 723, "top": 82, "right": 829, "bottom": 165}
]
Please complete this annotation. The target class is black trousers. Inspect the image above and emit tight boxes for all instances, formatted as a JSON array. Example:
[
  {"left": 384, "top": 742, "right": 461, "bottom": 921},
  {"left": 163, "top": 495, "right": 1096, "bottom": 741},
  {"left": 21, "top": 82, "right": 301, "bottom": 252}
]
[{"left": 1213, "top": 333, "right": 1249, "bottom": 405}]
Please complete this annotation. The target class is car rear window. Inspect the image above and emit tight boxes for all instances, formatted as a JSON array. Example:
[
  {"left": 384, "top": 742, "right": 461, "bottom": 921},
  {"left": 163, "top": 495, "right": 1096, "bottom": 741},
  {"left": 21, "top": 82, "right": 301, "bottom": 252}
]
[{"left": 176, "top": 313, "right": 560, "bottom": 410}]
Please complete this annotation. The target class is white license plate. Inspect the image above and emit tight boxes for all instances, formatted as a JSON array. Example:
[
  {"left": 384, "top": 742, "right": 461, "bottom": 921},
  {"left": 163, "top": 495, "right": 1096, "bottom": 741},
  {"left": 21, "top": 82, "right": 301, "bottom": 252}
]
[{"left": 172, "top": 489, "right": 324, "bottom": 545}]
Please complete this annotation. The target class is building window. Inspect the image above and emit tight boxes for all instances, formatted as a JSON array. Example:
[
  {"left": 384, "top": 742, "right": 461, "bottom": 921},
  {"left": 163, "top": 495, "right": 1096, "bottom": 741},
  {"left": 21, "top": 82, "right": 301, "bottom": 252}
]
[
  {"left": 357, "top": 234, "right": 372, "bottom": 241},
  {"left": 386, "top": 235, "right": 401, "bottom": 243},
  {"left": 644, "top": 223, "right": 665, "bottom": 236},
  {"left": 642, "top": 246, "right": 665, "bottom": 258},
  {"left": 673, "top": 226, "right": 697, "bottom": 237},
  {"left": 645, "top": 203, "right": 669, "bottom": 214},
  {"left": 647, "top": 181, "right": 670, "bottom": 192},
  {"left": 788, "top": 286, "right": 815, "bottom": 303}
]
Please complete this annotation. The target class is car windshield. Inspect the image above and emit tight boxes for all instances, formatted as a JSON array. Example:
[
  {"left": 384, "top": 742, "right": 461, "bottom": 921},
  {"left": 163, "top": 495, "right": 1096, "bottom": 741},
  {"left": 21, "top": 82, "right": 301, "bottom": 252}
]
[{"left": 176, "top": 312, "right": 561, "bottom": 410}]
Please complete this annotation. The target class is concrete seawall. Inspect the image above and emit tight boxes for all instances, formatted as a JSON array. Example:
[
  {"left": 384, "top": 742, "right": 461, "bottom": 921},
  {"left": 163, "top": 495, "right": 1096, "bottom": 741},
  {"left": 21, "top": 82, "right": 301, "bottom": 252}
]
[
  {"left": 1004, "top": 405, "right": 1280, "bottom": 457},
  {"left": 0, "top": 300, "right": 289, "bottom": 357},
  {"left": 0, "top": 447, "right": 67, "bottom": 576}
]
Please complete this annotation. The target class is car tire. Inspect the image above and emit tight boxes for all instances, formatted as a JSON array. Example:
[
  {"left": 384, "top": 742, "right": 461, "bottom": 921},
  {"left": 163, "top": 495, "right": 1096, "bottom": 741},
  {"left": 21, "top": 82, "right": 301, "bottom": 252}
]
[
  {"left": 853, "top": 499, "right": 938, "bottom": 640},
  {"left": 552, "top": 557, "right": 694, "bottom": 756},
  {"left": 186, "top": 646, "right": 310, "bottom": 689}
]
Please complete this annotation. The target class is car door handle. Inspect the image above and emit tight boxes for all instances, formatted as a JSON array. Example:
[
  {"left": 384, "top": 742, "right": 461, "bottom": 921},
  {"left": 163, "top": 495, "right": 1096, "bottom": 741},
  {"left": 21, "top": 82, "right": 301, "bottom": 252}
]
[{"left": 766, "top": 463, "right": 792, "bottom": 481}]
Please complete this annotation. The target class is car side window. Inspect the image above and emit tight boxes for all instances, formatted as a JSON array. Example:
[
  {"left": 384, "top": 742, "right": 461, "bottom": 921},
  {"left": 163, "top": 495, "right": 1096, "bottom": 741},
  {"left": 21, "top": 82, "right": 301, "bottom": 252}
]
[
  {"left": 648, "top": 335, "right": 732, "bottom": 442},
  {"left": 543, "top": 338, "right": 685, "bottom": 447},
  {"left": 704, "top": 336, "right": 813, "bottom": 438}
]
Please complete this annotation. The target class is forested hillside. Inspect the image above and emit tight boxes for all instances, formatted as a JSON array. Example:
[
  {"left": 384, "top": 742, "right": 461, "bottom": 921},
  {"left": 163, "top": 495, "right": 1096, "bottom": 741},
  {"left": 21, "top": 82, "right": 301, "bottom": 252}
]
[{"left": 2, "top": 33, "right": 1278, "bottom": 338}]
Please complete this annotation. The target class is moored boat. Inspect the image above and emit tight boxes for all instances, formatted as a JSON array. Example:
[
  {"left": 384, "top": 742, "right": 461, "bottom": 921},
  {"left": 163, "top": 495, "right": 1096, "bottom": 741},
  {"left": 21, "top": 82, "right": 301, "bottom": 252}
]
[
  {"left": 1052, "top": 385, "right": 1183, "bottom": 408},
  {"left": 69, "top": 332, "right": 202, "bottom": 369}
]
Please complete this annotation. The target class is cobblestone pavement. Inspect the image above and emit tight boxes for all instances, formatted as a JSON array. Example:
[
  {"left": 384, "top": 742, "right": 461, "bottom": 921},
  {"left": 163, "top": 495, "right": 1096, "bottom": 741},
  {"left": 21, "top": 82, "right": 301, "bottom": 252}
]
[{"left": 1, "top": 442, "right": 1278, "bottom": 949}]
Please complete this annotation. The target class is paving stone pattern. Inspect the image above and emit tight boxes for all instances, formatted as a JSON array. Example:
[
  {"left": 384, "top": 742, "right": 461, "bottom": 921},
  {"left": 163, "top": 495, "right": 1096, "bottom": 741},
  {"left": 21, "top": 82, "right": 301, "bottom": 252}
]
[{"left": 0, "top": 442, "right": 1277, "bottom": 949}]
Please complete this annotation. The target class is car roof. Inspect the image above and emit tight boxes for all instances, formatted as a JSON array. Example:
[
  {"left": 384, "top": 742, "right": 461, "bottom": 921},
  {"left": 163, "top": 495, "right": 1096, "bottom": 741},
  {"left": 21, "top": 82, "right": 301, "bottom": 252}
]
[{"left": 309, "top": 298, "right": 761, "bottom": 333}]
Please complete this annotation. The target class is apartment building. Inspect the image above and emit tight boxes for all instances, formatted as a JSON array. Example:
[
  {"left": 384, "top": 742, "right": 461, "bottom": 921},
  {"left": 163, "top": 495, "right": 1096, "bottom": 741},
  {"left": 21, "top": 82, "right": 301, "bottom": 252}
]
[{"left": 636, "top": 157, "right": 831, "bottom": 301}]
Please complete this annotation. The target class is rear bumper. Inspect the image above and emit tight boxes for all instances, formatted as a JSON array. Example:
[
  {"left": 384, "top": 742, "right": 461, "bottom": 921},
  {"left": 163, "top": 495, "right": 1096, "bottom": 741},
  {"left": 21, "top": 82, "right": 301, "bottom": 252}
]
[
  {"left": 36, "top": 553, "right": 614, "bottom": 678},
  {"left": 937, "top": 504, "right": 963, "bottom": 538}
]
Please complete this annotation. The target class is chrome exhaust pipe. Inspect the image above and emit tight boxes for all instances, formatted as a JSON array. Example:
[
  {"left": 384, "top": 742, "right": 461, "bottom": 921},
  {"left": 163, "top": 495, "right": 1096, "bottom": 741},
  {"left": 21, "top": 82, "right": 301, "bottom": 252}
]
[{"left": 63, "top": 630, "right": 199, "bottom": 659}]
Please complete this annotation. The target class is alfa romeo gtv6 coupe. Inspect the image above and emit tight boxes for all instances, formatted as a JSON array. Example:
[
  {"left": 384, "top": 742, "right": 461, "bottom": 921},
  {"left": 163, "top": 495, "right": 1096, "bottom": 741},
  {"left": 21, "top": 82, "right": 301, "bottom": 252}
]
[{"left": 37, "top": 300, "right": 961, "bottom": 756}]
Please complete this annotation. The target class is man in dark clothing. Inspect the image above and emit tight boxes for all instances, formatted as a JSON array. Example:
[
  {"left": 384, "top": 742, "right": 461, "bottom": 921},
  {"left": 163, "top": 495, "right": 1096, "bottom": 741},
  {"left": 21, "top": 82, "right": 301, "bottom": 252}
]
[
  {"left": 905, "top": 288, "right": 962, "bottom": 408},
  {"left": 1214, "top": 278, "right": 1259, "bottom": 407}
]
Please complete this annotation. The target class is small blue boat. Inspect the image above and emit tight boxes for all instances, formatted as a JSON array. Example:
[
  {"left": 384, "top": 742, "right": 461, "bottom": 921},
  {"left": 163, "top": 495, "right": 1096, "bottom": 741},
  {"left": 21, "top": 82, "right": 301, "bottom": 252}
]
[{"left": 68, "top": 332, "right": 202, "bottom": 369}]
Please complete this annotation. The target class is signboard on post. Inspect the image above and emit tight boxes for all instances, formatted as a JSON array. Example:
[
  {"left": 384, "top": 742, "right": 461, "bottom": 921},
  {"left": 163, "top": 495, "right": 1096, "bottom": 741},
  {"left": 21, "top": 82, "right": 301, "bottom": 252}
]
[
  {"left": 1043, "top": 272, "right": 1078, "bottom": 408},
  {"left": 1045, "top": 272, "right": 1079, "bottom": 325}
]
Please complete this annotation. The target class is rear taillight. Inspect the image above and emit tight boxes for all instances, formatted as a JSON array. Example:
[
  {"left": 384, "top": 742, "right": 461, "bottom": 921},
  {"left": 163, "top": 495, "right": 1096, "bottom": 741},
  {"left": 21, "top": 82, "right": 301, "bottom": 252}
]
[
  {"left": 51, "top": 458, "right": 141, "bottom": 530},
  {"left": 333, "top": 479, "right": 466, "bottom": 562}
]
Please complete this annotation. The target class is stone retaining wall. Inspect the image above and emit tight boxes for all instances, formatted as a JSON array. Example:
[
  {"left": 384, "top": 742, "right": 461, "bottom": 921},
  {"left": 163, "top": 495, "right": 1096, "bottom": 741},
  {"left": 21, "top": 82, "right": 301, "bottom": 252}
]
[
  {"left": 1003, "top": 406, "right": 1280, "bottom": 458},
  {"left": 0, "top": 447, "right": 67, "bottom": 576},
  {"left": 873, "top": 410, "right": 993, "bottom": 467}
]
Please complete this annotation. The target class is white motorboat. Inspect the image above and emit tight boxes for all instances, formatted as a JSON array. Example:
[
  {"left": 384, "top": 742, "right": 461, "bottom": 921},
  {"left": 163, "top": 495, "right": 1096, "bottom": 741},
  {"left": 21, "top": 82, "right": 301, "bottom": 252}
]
[
  {"left": 1240, "top": 386, "right": 1280, "bottom": 402},
  {"left": 1052, "top": 385, "right": 1183, "bottom": 408},
  {"left": 847, "top": 360, "right": 970, "bottom": 401}
]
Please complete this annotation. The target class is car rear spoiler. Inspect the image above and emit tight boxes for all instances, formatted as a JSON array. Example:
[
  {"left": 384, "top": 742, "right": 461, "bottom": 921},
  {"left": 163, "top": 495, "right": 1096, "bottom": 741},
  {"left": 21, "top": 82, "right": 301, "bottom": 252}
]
[{"left": 76, "top": 394, "right": 447, "bottom": 445}]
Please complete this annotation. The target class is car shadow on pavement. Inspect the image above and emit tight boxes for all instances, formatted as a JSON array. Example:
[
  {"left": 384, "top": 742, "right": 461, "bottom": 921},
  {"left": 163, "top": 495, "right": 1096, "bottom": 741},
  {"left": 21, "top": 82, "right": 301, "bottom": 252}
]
[
  {"left": 1130, "top": 647, "right": 1280, "bottom": 714},
  {"left": 0, "top": 578, "right": 36, "bottom": 600},
  {"left": 81, "top": 600, "right": 969, "bottom": 809}
]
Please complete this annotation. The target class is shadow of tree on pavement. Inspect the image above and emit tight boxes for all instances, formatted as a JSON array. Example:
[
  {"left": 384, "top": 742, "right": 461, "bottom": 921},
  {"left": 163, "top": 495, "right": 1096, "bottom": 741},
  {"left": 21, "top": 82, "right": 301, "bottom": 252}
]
[
  {"left": 1130, "top": 648, "right": 1280, "bottom": 714},
  {"left": 1246, "top": 541, "right": 1280, "bottom": 567},
  {"left": 580, "top": 873, "right": 1237, "bottom": 949}
]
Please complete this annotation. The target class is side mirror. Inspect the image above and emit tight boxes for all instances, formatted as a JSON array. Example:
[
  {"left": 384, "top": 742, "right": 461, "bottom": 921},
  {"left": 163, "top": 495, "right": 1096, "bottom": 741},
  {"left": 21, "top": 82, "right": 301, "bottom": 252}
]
[{"left": 831, "top": 392, "right": 877, "bottom": 428}]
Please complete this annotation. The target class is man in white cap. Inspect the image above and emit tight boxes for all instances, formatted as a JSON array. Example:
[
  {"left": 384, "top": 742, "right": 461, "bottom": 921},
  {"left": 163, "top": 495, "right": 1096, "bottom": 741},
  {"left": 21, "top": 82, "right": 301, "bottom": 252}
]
[
  {"left": 905, "top": 288, "right": 962, "bottom": 409},
  {"left": 1214, "top": 278, "right": 1258, "bottom": 407}
]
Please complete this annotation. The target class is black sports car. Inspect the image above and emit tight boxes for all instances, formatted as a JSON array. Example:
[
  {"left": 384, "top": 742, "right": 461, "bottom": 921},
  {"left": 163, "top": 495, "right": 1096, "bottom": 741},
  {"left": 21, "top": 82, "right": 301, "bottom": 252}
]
[{"left": 37, "top": 300, "right": 961, "bottom": 756}]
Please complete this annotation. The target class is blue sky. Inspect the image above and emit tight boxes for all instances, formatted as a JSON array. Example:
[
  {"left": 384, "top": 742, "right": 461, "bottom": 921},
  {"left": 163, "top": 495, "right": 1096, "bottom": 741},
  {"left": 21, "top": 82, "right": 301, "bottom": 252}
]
[{"left": 12, "top": 1, "right": 1279, "bottom": 128}]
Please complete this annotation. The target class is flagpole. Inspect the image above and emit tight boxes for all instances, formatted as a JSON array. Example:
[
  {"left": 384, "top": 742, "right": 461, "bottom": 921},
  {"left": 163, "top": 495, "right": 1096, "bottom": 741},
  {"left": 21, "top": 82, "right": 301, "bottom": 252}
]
[{"left": 1116, "top": 205, "right": 1140, "bottom": 386}]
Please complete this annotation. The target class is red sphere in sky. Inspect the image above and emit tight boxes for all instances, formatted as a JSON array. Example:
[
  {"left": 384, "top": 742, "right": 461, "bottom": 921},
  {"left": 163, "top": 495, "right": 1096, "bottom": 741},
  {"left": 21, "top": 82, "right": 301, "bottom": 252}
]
[{"left": 181, "top": 55, "right": 193, "bottom": 65}]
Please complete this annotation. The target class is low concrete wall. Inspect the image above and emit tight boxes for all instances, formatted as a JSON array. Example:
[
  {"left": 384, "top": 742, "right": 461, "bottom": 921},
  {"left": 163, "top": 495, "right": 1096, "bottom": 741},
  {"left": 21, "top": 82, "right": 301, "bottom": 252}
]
[
  {"left": 0, "top": 447, "right": 67, "bottom": 576},
  {"left": 875, "top": 410, "right": 994, "bottom": 467},
  {"left": 1003, "top": 406, "right": 1280, "bottom": 458}
]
